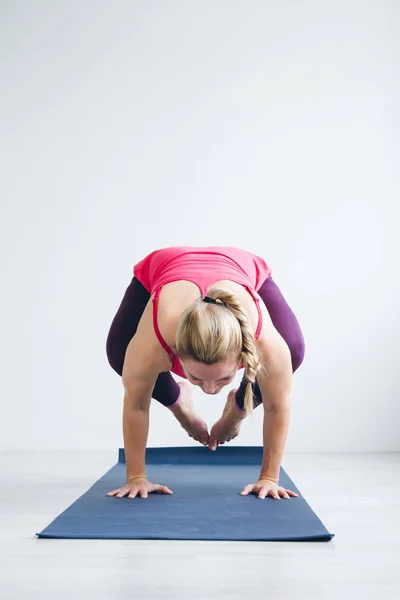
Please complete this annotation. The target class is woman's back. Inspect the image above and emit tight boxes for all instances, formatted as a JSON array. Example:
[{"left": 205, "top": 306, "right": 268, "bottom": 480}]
[{"left": 133, "top": 245, "right": 271, "bottom": 298}]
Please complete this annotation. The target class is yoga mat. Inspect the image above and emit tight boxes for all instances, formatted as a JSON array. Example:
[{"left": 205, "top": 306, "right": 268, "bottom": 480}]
[{"left": 36, "top": 447, "right": 335, "bottom": 541}]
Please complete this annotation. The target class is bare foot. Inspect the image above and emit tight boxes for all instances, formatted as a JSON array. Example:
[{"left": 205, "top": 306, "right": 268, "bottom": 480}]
[
  {"left": 168, "top": 381, "right": 210, "bottom": 445},
  {"left": 208, "top": 388, "right": 246, "bottom": 451}
]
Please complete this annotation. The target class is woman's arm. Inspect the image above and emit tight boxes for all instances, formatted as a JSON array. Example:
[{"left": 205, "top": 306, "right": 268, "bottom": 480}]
[
  {"left": 256, "top": 332, "right": 293, "bottom": 482},
  {"left": 121, "top": 331, "right": 167, "bottom": 482},
  {"left": 122, "top": 385, "right": 153, "bottom": 483}
]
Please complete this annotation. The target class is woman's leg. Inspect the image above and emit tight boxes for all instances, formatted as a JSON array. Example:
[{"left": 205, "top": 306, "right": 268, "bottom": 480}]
[
  {"left": 106, "top": 276, "right": 181, "bottom": 407},
  {"left": 235, "top": 276, "right": 306, "bottom": 412}
]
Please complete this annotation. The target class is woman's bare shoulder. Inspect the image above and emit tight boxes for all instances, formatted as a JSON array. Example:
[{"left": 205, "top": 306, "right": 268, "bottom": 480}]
[{"left": 124, "top": 294, "right": 173, "bottom": 379}]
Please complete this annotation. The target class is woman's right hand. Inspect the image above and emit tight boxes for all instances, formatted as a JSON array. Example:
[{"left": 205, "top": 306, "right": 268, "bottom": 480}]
[{"left": 106, "top": 477, "right": 173, "bottom": 499}]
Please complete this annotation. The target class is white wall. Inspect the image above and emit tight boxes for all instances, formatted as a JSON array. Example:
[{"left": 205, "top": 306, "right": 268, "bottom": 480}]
[{"left": 1, "top": 0, "right": 398, "bottom": 452}]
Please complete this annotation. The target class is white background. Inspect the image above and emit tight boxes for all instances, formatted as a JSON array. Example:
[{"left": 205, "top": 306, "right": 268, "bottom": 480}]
[{"left": 1, "top": 0, "right": 398, "bottom": 451}]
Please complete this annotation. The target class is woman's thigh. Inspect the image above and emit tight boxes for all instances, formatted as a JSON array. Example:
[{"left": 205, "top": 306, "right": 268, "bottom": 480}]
[
  {"left": 106, "top": 277, "right": 150, "bottom": 376},
  {"left": 257, "top": 276, "right": 305, "bottom": 372}
]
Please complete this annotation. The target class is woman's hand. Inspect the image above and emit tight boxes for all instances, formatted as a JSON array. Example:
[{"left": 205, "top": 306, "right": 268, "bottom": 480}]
[
  {"left": 240, "top": 478, "right": 299, "bottom": 500},
  {"left": 106, "top": 477, "right": 173, "bottom": 499}
]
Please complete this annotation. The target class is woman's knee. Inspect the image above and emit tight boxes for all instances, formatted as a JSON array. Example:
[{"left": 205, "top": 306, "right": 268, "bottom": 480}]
[
  {"left": 290, "top": 334, "right": 305, "bottom": 373},
  {"left": 106, "top": 333, "right": 124, "bottom": 376}
]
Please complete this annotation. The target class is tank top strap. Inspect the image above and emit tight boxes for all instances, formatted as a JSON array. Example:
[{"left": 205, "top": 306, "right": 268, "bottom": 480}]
[
  {"left": 152, "top": 285, "right": 178, "bottom": 366},
  {"left": 243, "top": 285, "right": 263, "bottom": 340}
]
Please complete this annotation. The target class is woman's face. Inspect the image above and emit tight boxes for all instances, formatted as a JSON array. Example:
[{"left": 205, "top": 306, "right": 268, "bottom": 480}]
[{"left": 181, "top": 356, "right": 239, "bottom": 395}]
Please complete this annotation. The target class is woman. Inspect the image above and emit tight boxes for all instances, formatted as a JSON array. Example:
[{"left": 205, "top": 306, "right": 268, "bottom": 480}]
[{"left": 106, "top": 246, "right": 305, "bottom": 501}]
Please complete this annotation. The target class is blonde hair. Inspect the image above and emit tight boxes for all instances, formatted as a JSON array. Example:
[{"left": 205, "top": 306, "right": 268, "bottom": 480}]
[{"left": 175, "top": 287, "right": 266, "bottom": 415}]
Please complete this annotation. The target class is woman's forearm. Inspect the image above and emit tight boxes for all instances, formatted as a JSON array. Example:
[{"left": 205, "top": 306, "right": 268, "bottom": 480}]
[
  {"left": 122, "top": 404, "right": 150, "bottom": 482},
  {"left": 259, "top": 407, "right": 291, "bottom": 483}
]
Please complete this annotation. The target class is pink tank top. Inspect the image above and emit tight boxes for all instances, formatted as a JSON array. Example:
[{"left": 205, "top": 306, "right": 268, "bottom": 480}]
[{"left": 133, "top": 246, "right": 272, "bottom": 378}]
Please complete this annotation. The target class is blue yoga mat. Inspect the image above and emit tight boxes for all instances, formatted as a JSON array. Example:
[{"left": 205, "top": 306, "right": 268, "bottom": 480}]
[{"left": 36, "top": 447, "right": 334, "bottom": 541}]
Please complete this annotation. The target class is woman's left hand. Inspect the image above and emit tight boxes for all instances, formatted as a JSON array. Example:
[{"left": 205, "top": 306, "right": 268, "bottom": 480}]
[{"left": 240, "top": 478, "right": 299, "bottom": 500}]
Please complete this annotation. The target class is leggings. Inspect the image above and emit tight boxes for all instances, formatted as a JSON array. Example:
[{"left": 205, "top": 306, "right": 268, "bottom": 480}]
[{"left": 106, "top": 276, "right": 305, "bottom": 411}]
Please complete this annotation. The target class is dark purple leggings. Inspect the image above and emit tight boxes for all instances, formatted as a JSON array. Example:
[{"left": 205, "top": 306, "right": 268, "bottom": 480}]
[{"left": 106, "top": 277, "right": 305, "bottom": 411}]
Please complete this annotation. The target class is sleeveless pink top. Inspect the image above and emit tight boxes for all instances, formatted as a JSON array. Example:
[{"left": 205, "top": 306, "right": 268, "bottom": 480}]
[{"left": 133, "top": 246, "right": 272, "bottom": 378}]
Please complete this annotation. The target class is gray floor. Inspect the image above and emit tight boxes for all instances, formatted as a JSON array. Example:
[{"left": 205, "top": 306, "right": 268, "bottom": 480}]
[{"left": 1, "top": 451, "right": 399, "bottom": 600}]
